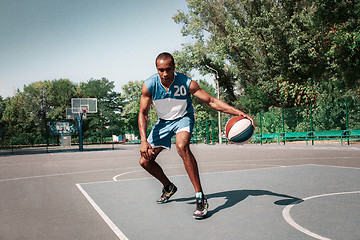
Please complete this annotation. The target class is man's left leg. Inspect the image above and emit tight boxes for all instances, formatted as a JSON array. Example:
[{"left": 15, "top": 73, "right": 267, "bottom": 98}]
[
  {"left": 176, "top": 131, "right": 208, "bottom": 218},
  {"left": 175, "top": 131, "right": 202, "bottom": 193}
]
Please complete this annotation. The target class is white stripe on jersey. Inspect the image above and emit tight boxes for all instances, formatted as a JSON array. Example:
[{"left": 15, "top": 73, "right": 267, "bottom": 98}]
[{"left": 153, "top": 98, "right": 187, "bottom": 120}]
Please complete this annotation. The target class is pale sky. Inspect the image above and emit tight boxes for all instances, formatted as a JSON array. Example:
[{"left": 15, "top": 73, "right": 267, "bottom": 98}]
[{"left": 0, "top": 0, "right": 195, "bottom": 98}]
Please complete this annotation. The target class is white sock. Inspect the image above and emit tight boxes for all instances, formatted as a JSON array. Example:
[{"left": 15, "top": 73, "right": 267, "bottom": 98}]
[{"left": 195, "top": 192, "right": 202, "bottom": 199}]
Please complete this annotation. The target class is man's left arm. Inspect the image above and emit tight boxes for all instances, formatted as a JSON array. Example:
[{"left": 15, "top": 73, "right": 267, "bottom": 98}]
[{"left": 189, "top": 80, "right": 254, "bottom": 126}]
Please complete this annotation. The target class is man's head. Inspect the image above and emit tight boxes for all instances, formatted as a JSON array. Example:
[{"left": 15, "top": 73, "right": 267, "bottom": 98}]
[
  {"left": 155, "top": 52, "right": 175, "bottom": 67},
  {"left": 155, "top": 52, "right": 175, "bottom": 84}
]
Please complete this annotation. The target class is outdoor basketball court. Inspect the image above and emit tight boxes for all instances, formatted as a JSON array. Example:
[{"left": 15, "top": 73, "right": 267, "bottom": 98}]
[{"left": 1, "top": 144, "right": 360, "bottom": 239}]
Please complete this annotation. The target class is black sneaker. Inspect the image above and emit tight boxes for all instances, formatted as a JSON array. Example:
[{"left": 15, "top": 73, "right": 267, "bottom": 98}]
[
  {"left": 156, "top": 183, "right": 177, "bottom": 204},
  {"left": 193, "top": 194, "right": 209, "bottom": 219}
]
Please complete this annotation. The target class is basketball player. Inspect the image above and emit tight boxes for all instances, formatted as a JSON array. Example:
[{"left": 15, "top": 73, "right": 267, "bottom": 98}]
[{"left": 138, "top": 52, "right": 254, "bottom": 219}]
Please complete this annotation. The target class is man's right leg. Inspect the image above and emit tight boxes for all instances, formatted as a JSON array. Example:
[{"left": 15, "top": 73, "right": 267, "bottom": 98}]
[
  {"left": 139, "top": 147, "right": 171, "bottom": 187},
  {"left": 139, "top": 147, "right": 177, "bottom": 203}
]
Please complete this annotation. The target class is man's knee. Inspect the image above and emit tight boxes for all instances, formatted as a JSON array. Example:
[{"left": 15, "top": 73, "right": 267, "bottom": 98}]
[
  {"left": 139, "top": 157, "right": 148, "bottom": 168},
  {"left": 176, "top": 140, "right": 186, "bottom": 151},
  {"left": 139, "top": 147, "right": 162, "bottom": 167},
  {"left": 176, "top": 142, "right": 192, "bottom": 159}
]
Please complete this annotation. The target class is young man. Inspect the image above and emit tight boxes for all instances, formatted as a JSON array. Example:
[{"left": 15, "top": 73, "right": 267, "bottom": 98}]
[{"left": 138, "top": 52, "right": 254, "bottom": 219}]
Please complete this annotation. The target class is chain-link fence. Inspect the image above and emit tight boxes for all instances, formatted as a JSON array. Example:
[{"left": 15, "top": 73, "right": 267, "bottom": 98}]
[
  {"left": 254, "top": 99, "right": 360, "bottom": 134},
  {"left": 192, "top": 99, "right": 360, "bottom": 145}
]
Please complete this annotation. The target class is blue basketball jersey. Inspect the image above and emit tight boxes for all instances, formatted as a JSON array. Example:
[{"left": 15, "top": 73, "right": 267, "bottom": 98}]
[{"left": 145, "top": 72, "right": 194, "bottom": 120}]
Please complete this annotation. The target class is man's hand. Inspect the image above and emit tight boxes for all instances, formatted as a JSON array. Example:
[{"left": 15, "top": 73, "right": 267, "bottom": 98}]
[
  {"left": 140, "top": 141, "right": 154, "bottom": 160},
  {"left": 238, "top": 112, "right": 255, "bottom": 127}
]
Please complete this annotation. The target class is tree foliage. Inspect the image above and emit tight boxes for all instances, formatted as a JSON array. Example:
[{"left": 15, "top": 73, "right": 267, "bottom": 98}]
[
  {"left": 2, "top": 92, "right": 34, "bottom": 144},
  {"left": 0, "top": 78, "right": 123, "bottom": 145},
  {"left": 191, "top": 79, "right": 218, "bottom": 121},
  {"left": 76, "top": 78, "right": 123, "bottom": 142},
  {"left": 0, "top": 96, "right": 7, "bottom": 142},
  {"left": 173, "top": 0, "right": 360, "bottom": 113},
  {"left": 121, "top": 80, "right": 144, "bottom": 133}
]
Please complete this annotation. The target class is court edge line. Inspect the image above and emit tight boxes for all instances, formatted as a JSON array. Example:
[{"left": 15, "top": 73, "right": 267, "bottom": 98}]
[
  {"left": 104, "top": 164, "right": 300, "bottom": 184},
  {"left": 0, "top": 167, "right": 139, "bottom": 183},
  {"left": 112, "top": 163, "right": 284, "bottom": 181},
  {"left": 76, "top": 183, "right": 129, "bottom": 240},
  {"left": 0, "top": 155, "right": 139, "bottom": 166},
  {"left": 3, "top": 158, "right": 358, "bottom": 183},
  {"left": 3, "top": 154, "right": 357, "bottom": 167},
  {"left": 75, "top": 163, "right": 280, "bottom": 185},
  {"left": 108, "top": 163, "right": 359, "bottom": 185},
  {"left": 306, "top": 163, "right": 360, "bottom": 170},
  {"left": 112, "top": 163, "right": 280, "bottom": 181},
  {"left": 0, "top": 161, "right": 278, "bottom": 184},
  {"left": 282, "top": 190, "right": 360, "bottom": 240}
]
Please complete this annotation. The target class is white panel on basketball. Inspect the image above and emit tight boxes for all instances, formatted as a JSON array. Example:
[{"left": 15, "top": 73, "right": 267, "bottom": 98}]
[{"left": 227, "top": 119, "right": 252, "bottom": 139}]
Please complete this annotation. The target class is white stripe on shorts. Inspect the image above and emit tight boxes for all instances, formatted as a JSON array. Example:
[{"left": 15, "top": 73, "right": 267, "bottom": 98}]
[{"left": 176, "top": 126, "right": 190, "bottom": 133}]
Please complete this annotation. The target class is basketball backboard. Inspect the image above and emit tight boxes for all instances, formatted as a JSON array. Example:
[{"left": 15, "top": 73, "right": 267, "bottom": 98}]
[{"left": 71, "top": 98, "right": 97, "bottom": 114}]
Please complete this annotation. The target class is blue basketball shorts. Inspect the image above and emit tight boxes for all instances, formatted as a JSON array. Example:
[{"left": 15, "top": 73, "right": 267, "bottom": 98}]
[{"left": 147, "top": 115, "right": 194, "bottom": 149}]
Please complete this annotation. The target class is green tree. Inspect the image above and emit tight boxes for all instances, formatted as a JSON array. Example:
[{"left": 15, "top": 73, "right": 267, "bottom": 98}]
[
  {"left": 0, "top": 96, "right": 8, "bottom": 145},
  {"left": 78, "top": 78, "right": 123, "bottom": 142},
  {"left": 191, "top": 79, "right": 217, "bottom": 122},
  {"left": 22, "top": 80, "right": 53, "bottom": 142},
  {"left": 48, "top": 79, "right": 77, "bottom": 120},
  {"left": 19, "top": 79, "right": 78, "bottom": 144},
  {"left": 2, "top": 92, "right": 34, "bottom": 145},
  {"left": 121, "top": 80, "right": 152, "bottom": 135},
  {"left": 173, "top": 0, "right": 359, "bottom": 113}
]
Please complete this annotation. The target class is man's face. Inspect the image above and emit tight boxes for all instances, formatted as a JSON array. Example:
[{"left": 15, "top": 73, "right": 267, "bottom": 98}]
[{"left": 156, "top": 58, "right": 175, "bottom": 84}]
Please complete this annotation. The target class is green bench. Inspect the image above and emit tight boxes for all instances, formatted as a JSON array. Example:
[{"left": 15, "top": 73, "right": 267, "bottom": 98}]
[
  {"left": 260, "top": 133, "right": 284, "bottom": 144},
  {"left": 249, "top": 129, "right": 360, "bottom": 146},
  {"left": 251, "top": 134, "right": 261, "bottom": 144},
  {"left": 312, "top": 130, "right": 348, "bottom": 145},
  {"left": 343, "top": 129, "right": 360, "bottom": 144},
  {"left": 346, "top": 129, "right": 360, "bottom": 138},
  {"left": 282, "top": 131, "right": 313, "bottom": 145}
]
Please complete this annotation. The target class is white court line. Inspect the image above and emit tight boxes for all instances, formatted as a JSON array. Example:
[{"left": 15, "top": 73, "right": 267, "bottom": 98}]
[
  {"left": 0, "top": 167, "right": 137, "bottom": 183},
  {"left": 306, "top": 163, "right": 360, "bottom": 170},
  {"left": 0, "top": 154, "right": 137, "bottom": 166},
  {"left": 111, "top": 164, "right": 308, "bottom": 182},
  {"left": 1, "top": 155, "right": 357, "bottom": 167},
  {"left": 76, "top": 184, "right": 129, "bottom": 240},
  {"left": 113, "top": 170, "right": 146, "bottom": 181},
  {"left": 0, "top": 160, "right": 283, "bottom": 183},
  {"left": 210, "top": 156, "right": 360, "bottom": 163},
  {"left": 282, "top": 191, "right": 360, "bottom": 240},
  {"left": 112, "top": 162, "right": 284, "bottom": 181}
]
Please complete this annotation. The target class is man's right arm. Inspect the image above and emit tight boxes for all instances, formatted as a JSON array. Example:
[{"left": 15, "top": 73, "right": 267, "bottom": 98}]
[{"left": 138, "top": 83, "right": 153, "bottom": 160}]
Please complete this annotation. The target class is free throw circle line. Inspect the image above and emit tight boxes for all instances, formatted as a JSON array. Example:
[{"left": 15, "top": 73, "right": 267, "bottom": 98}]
[{"left": 282, "top": 190, "right": 360, "bottom": 240}]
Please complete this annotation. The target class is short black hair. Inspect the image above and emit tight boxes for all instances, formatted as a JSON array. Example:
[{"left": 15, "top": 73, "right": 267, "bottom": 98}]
[{"left": 155, "top": 52, "right": 175, "bottom": 66}]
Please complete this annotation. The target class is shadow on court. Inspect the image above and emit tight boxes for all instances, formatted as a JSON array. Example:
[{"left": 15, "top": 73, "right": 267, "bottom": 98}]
[{"left": 174, "top": 189, "right": 303, "bottom": 218}]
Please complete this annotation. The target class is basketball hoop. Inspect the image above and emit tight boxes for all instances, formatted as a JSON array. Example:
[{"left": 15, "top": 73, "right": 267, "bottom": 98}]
[
  {"left": 66, "top": 98, "right": 97, "bottom": 151},
  {"left": 81, "top": 109, "right": 87, "bottom": 119}
]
